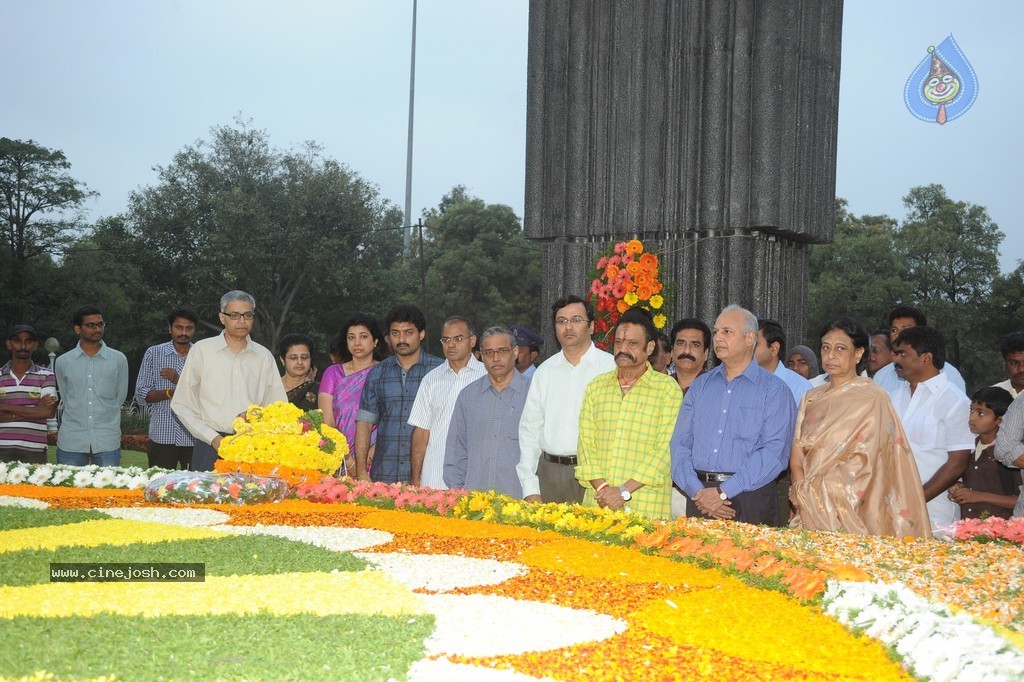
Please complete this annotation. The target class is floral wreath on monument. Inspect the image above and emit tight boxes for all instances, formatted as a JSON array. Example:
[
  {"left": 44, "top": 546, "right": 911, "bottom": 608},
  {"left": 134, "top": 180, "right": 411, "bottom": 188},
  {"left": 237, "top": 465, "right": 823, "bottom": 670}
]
[{"left": 587, "top": 238, "right": 670, "bottom": 350}]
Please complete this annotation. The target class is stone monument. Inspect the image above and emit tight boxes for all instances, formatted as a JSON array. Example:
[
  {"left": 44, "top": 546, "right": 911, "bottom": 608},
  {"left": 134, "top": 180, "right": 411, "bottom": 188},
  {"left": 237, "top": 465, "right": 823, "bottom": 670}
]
[{"left": 525, "top": 0, "right": 843, "bottom": 348}]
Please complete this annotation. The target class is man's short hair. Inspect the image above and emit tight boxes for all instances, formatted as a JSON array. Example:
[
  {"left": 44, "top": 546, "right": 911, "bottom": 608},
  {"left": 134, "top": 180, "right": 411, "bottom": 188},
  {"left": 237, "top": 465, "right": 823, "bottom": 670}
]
[
  {"left": 871, "top": 330, "right": 892, "bottom": 350},
  {"left": 72, "top": 306, "right": 103, "bottom": 326},
  {"left": 720, "top": 304, "right": 758, "bottom": 336},
  {"left": 221, "top": 290, "right": 256, "bottom": 311},
  {"left": 479, "top": 326, "right": 516, "bottom": 348},
  {"left": 757, "top": 319, "right": 786, "bottom": 359},
  {"left": 166, "top": 308, "right": 198, "bottom": 326},
  {"left": 615, "top": 308, "right": 657, "bottom": 344},
  {"left": 888, "top": 305, "right": 926, "bottom": 327},
  {"left": 971, "top": 386, "right": 1014, "bottom": 418},
  {"left": 278, "top": 333, "right": 315, "bottom": 358},
  {"left": 384, "top": 303, "right": 427, "bottom": 332},
  {"left": 1000, "top": 332, "right": 1024, "bottom": 358},
  {"left": 669, "top": 318, "right": 711, "bottom": 349},
  {"left": 338, "top": 313, "right": 388, "bottom": 362},
  {"left": 551, "top": 295, "right": 595, "bottom": 325},
  {"left": 894, "top": 326, "right": 946, "bottom": 369},
  {"left": 442, "top": 315, "right": 475, "bottom": 339}
]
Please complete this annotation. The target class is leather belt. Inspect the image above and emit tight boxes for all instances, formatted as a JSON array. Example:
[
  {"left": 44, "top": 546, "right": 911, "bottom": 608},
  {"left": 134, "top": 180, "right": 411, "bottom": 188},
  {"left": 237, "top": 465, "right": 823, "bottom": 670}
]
[
  {"left": 543, "top": 452, "right": 578, "bottom": 466},
  {"left": 695, "top": 470, "right": 734, "bottom": 483}
]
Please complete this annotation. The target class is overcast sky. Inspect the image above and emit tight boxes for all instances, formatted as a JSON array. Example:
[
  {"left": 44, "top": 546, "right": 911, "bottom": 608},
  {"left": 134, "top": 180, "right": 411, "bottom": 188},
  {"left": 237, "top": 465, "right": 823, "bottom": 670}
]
[{"left": 4, "top": 1, "right": 1020, "bottom": 269}]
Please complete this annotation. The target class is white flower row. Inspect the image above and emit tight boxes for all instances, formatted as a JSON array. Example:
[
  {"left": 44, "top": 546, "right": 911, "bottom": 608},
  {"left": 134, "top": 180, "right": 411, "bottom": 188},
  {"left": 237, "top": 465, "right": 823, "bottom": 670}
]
[
  {"left": 823, "top": 580, "right": 1024, "bottom": 682},
  {"left": 0, "top": 461, "right": 171, "bottom": 490}
]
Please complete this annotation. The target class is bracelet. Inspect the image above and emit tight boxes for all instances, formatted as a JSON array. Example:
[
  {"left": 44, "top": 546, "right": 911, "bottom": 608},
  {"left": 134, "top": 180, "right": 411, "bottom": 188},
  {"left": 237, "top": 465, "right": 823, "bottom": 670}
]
[
  {"left": 595, "top": 482, "right": 609, "bottom": 494},
  {"left": 165, "top": 388, "right": 173, "bottom": 399}
]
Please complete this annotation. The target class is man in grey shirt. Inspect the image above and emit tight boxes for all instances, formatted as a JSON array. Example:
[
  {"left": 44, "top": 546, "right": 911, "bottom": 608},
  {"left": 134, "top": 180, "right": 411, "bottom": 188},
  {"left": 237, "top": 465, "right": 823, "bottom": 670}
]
[{"left": 444, "top": 326, "right": 530, "bottom": 496}]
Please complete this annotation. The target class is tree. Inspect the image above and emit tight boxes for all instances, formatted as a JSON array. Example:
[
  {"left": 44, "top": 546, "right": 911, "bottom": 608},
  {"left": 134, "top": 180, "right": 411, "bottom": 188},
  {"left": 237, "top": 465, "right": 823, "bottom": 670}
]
[
  {"left": 806, "top": 199, "right": 910, "bottom": 343},
  {"left": 120, "top": 120, "right": 404, "bottom": 353},
  {"left": 896, "top": 184, "right": 1003, "bottom": 383},
  {"left": 412, "top": 187, "right": 542, "bottom": 344},
  {"left": 0, "top": 138, "right": 96, "bottom": 326}
]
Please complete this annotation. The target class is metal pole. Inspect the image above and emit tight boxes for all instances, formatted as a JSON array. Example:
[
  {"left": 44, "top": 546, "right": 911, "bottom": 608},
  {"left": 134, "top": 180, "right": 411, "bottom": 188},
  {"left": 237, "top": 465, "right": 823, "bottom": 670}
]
[
  {"left": 418, "top": 218, "right": 428, "bottom": 349},
  {"left": 403, "top": 0, "right": 418, "bottom": 253}
]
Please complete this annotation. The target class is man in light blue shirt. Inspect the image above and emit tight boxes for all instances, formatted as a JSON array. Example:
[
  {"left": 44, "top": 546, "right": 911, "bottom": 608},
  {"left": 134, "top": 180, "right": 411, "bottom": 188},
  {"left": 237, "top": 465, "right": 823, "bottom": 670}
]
[
  {"left": 54, "top": 306, "right": 128, "bottom": 466},
  {"left": 671, "top": 305, "right": 795, "bottom": 526},
  {"left": 755, "top": 319, "right": 811, "bottom": 406}
]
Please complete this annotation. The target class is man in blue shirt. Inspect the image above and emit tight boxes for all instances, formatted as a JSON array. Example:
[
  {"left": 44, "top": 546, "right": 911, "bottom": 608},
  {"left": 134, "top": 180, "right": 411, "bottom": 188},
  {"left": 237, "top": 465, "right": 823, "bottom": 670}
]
[
  {"left": 54, "top": 306, "right": 128, "bottom": 467},
  {"left": 755, "top": 319, "right": 811, "bottom": 406},
  {"left": 355, "top": 304, "right": 442, "bottom": 483},
  {"left": 671, "top": 305, "right": 796, "bottom": 525}
]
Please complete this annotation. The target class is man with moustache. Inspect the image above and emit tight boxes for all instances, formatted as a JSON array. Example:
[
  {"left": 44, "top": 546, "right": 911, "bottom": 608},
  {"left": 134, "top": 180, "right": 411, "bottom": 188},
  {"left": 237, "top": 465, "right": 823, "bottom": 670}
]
[
  {"left": 992, "top": 332, "right": 1024, "bottom": 399},
  {"left": 670, "top": 318, "right": 711, "bottom": 395},
  {"left": 873, "top": 305, "right": 965, "bottom": 393},
  {"left": 408, "top": 316, "right": 485, "bottom": 488},
  {"left": 134, "top": 308, "right": 199, "bottom": 470},
  {"left": 444, "top": 326, "right": 530, "bottom": 496},
  {"left": 355, "top": 303, "right": 442, "bottom": 483},
  {"left": 868, "top": 330, "right": 893, "bottom": 377},
  {"left": 887, "top": 326, "right": 972, "bottom": 532},
  {"left": 518, "top": 295, "right": 616, "bottom": 503},
  {"left": 671, "top": 305, "right": 795, "bottom": 525},
  {"left": 0, "top": 325, "right": 58, "bottom": 464},
  {"left": 172, "top": 291, "right": 286, "bottom": 471},
  {"left": 55, "top": 306, "right": 129, "bottom": 466},
  {"left": 576, "top": 309, "right": 682, "bottom": 518}
]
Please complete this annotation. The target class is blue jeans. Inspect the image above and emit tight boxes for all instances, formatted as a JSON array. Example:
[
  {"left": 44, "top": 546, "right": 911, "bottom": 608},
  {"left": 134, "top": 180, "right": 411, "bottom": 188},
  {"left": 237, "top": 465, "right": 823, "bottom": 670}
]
[{"left": 56, "top": 448, "right": 121, "bottom": 467}]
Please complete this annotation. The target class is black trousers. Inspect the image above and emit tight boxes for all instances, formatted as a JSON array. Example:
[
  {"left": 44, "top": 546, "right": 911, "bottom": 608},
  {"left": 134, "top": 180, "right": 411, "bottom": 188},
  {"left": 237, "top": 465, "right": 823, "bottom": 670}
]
[
  {"left": 686, "top": 479, "right": 780, "bottom": 526},
  {"left": 147, "top": 442, "right": 193, "bottom": 470}
]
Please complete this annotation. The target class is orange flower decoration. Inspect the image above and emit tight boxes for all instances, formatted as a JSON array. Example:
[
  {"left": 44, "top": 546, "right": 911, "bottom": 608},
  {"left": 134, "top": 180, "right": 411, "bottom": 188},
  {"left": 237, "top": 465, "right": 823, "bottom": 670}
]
[
  {"left": 639, "top": 253, "right": 658, "bottom": 270},
  {"left": 605, "top": 265, "right": 620, "bottom": 280},
  {"left": 625, "top": 239, "right": 643, "bottom": 255},
  {"left": 636, "top": 285, "right": 654, "bottom": 301},
  {"left": 616, "top": 299, "right": 630, "bottom": 313},
  {"left": 626, "top": 261, "right": 642, "bottom": 276}
]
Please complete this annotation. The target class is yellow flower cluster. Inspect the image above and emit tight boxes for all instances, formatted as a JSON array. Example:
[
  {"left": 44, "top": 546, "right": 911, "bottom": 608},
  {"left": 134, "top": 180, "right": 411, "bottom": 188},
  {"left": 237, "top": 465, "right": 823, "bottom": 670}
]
[
  {"left": 453, "top": 491, "right": 653, "bottom": 542},
  {"left": 218, "top": 402, "right": 348, "bottom": 474}
]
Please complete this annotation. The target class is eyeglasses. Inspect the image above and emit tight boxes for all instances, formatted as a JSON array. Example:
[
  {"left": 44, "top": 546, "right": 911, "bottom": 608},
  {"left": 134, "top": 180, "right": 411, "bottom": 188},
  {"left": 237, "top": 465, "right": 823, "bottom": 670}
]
[
  {"left": 221, "top": 311, "right": 255, "bottom": 321},
  {"left": 555, "top": 316, "right": 587, "bottom": 327},
  {"left": 439, "top": 335, "right": 467, "bottom": 345},
  {"left": 481, "top": 347, "right": 514, "bottom": 359},
  {"left": 81, "top": 322, "right": 106, "bottom": 329}
]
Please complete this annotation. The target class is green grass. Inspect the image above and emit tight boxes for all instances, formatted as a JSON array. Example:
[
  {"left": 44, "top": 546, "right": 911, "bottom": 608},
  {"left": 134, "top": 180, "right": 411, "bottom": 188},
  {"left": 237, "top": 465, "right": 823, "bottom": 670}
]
[
  {"left": 45, "top": 447, "right": 149, "bottom": 468},
  {"left": 0, "top": 613, "right": 434, "bottom": 681},
  {"left": 0, "top": 534, "right": 369, "bottom": 587},
  {"left": 0, "top": 506, "right": 109, "bottom": 530}
]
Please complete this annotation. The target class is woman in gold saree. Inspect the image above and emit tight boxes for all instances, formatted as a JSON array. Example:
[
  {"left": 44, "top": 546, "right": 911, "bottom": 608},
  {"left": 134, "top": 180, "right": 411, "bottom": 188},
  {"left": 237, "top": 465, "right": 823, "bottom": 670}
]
[{"left": 789, "top": 318, "right": 930, "bottom": 538}]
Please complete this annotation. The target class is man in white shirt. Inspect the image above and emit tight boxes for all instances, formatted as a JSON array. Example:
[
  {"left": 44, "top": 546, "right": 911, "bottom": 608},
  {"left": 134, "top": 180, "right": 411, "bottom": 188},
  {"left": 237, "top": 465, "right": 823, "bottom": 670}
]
[
  {"left": 517, "top": 295, "right": 616, "bottom": 503},
  {"left": 873, "top": 305, "right": 965, "bottom": 393},
  {"left": 408, "top": 316, "right": 485, "bottom": 489},
  {"left": 992, "top": 332, "right": 1024, "bottom": 399},
  {"left": 172, "top": 291, "right": 287, "bottom": 471},
  {"left": 887, "top": 326, "right": 973, "bottom": 533},
  {"left": 755, "top": 319, "right": 811, "bottom": 405}
]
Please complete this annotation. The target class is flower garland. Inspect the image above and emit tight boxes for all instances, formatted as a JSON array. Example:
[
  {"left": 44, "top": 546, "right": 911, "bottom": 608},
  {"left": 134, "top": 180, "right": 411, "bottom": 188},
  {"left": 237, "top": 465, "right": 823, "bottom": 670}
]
[
  {"left": 294, "top": 478, "right": 465, "bottom": 516},
  {"left": 0, "top": 461, "right": 169, "bottom": 490},
  {"left": 218, "top": 402, "right": 348, "bottom": 475},
  {"left": 951, "top": 516, "right": 1024, "bottom": 544},
  {"left": 587, "top": 238, "right": 669, "bottom": 349},
  {"left": 823, "top": 580, "right": 1024, "bottom": 680}
]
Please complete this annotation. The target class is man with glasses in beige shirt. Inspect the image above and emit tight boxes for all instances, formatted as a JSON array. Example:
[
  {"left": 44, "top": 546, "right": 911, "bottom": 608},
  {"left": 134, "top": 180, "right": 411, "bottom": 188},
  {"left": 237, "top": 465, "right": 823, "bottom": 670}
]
[{"left": 172, "top": 290, "right": 286, "bottom": 471}]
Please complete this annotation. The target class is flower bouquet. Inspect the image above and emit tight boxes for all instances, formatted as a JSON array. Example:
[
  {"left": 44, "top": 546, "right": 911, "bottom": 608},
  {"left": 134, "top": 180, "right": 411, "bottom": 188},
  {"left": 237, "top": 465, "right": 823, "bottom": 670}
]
[
  {"left": 0, "top": 461, "right": 168, "bottom": 490},
  {"left": 144, "top": 470, "right": 289, "bottom": 505},
  {"left": 587, "top": 238, "right": 669, "bottom": 350},
  {"left": 217, "top": 402, "right": 348, "bottom": 478}
]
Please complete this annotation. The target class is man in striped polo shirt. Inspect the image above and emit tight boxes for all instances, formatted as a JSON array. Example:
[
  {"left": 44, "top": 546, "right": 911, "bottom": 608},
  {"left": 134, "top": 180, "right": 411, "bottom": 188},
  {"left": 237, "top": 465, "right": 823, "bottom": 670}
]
[{"left": 0, "top": 325, "right": 58, "bottom": 463}]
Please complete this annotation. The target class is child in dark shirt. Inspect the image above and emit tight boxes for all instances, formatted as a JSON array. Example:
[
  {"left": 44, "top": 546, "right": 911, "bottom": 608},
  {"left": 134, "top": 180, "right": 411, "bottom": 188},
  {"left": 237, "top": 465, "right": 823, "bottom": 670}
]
[{"left": 948, "top": 386, "right": 1021, "bottom": 519}]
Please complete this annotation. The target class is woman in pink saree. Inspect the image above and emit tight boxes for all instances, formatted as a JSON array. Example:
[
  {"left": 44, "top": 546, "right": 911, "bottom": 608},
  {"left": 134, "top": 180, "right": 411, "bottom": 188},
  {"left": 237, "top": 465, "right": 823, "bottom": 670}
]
[{"left": 790, "top": 318, "right": 930, "bottom": 538}]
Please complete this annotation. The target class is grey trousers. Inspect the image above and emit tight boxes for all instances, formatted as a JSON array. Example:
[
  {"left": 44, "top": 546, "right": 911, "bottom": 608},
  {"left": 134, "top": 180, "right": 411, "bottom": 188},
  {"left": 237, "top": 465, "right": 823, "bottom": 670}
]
[{"left": 538, "top": 456, "right": 584, "bottom": 504}]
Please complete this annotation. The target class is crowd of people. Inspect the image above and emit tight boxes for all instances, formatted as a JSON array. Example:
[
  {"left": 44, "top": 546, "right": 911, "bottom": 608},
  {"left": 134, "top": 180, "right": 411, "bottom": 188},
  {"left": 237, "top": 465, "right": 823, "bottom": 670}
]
[{"left": 3, "top": 290, "right": 1022, "bottom": 538}]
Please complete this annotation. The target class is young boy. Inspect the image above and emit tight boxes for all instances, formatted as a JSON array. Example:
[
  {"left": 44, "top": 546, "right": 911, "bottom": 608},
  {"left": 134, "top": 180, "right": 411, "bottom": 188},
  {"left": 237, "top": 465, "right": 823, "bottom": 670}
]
[{"left": 948, "top": 386, "right": 1021, "bottom": 519}]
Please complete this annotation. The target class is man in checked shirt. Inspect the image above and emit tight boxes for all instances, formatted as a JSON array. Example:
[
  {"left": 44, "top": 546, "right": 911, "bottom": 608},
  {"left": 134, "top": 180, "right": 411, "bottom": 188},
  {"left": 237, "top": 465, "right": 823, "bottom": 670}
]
[{"left": 134, "top": 309, "right": 198, "bottom": 470}]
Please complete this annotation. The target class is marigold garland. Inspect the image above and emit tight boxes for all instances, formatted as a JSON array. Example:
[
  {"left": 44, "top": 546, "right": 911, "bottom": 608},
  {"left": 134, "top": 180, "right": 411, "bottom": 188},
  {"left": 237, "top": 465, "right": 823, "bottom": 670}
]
[
  {"left": 218, "top": 402, "right": 348, "bottom": 475},
  {"left": 213, "top": 459, "right": 329, "bottom": 487}
]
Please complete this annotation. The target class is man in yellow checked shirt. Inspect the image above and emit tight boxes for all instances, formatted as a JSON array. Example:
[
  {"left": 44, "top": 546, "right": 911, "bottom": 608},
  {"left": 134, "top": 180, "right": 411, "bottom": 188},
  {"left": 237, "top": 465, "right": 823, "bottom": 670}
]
[{"left": 576, "top": 308, "right": 683, "bottom": 518}]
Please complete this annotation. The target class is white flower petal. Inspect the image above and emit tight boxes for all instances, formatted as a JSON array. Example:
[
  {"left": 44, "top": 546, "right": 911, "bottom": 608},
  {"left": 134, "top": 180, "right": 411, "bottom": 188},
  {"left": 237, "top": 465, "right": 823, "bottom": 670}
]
[
  {"left": 209, "top": 524, "right": 393, "bottom": 552},
  {"left": 355, "top": 552, "right": 527, "bottom": 592},
  {"left": 0, "top": 495, "right": 49, "bottom": 509},
  {"left": 98, "top": 507, "right": 231, "bottom": 527}
]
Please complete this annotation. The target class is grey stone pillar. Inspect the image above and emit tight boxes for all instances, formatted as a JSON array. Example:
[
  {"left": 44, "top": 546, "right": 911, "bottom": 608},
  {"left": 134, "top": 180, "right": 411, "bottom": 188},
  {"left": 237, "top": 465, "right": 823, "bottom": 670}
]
[{"left": 525, "top": 0, "right": 843, "bottom": 352}]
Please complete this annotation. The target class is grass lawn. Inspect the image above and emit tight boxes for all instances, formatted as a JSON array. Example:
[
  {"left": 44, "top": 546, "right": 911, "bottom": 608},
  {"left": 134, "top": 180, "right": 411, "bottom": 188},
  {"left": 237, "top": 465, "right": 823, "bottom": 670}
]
[{"left": 45, "top": 448, "right": 150, "bottom": 468}]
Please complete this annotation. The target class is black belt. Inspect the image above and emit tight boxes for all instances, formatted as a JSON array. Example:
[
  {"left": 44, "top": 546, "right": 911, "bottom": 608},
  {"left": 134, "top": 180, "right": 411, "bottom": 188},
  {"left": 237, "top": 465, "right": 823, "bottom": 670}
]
[
  {"left": 695, "top": 470, "right": 734, "bottom": 483},
  {"left": 543, "top": 452, "right": 578, "bottom": 466}
]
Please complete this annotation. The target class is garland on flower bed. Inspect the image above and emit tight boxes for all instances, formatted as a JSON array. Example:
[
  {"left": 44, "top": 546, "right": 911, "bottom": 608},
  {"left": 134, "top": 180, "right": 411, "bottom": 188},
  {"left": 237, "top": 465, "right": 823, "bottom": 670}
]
[
  {"left": 295, "top": 478, "right": 466, "bottom": 516},
  {"left": 0, "top": 461, "right": 169, "bottom": 490},
  {"left": 953, "top": 516, "right": 1024, "bottom": 544}
]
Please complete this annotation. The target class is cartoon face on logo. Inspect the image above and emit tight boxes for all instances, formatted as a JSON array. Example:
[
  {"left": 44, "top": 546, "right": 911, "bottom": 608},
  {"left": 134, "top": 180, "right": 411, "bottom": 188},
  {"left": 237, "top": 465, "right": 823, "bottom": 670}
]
[{"left": 923, "top": 72, "right": 960, "bottom": 104}]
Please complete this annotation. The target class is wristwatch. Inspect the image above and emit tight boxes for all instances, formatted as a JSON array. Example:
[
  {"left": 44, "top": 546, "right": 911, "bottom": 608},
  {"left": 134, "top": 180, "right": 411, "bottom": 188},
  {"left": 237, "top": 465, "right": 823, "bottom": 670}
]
[
  {"left": 716, "top": 486, "right": 728, "bottom": 501},
  {"left": 619, "top": 485, "right": 632, "bottom": 501}
]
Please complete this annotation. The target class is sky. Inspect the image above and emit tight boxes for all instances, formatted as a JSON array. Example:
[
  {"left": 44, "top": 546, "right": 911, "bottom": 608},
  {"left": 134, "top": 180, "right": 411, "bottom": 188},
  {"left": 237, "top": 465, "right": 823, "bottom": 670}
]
[{"left": 3, "top": 1, "right": 1021, "bottom": 270}]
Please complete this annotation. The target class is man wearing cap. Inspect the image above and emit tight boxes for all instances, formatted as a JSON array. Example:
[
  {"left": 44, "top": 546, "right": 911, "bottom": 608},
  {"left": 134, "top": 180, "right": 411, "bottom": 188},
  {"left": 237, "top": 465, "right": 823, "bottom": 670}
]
[
  {"left": 510, "top": 325, "right": 543, "bottom": 379},
  {"left": 54, "top": 306, "right": 129, "bottom": 467},
  {"left": 0, "top": 325, "right": 58, "bottom": 464},
  {"left": 518, "top": 295, "right": 616, "bottom": 504}
]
